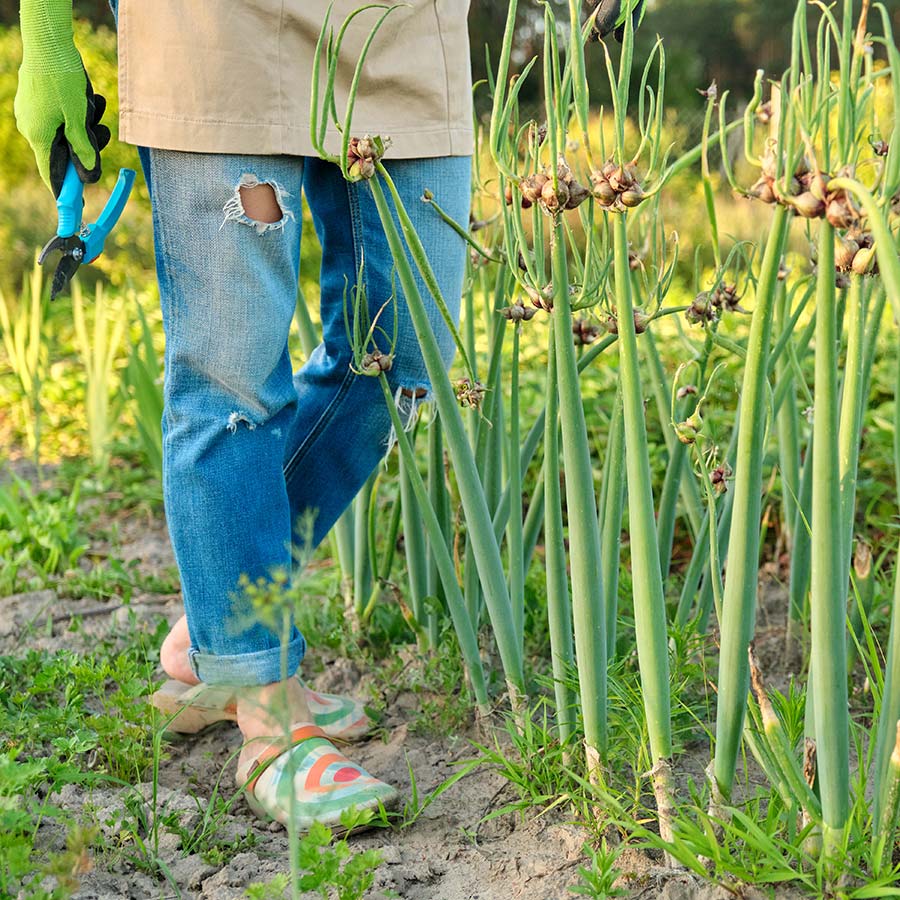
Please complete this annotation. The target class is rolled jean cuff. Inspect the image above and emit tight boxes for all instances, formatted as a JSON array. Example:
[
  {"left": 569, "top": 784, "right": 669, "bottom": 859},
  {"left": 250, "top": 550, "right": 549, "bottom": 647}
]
[{"left": 188, "top": 630, "right": 306, "bottom": 686}]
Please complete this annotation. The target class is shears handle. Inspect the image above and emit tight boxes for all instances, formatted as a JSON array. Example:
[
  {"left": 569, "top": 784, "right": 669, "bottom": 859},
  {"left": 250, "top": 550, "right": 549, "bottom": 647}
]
[
  {"left": 83, "top": 167, "right": 137, "bottom": 263},
  {"left": 56, "top": 161, "right": 84, "bottom": 238}
]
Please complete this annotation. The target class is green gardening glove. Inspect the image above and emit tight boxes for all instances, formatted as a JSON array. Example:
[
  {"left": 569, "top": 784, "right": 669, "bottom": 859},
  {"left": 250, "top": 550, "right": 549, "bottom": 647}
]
[{"left": 14, "top": 0, "right": 111, "bottom": 197}]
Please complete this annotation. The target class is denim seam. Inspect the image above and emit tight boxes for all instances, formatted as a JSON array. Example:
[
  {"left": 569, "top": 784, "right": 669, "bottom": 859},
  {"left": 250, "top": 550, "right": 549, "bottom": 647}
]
[
  {"left": 350, "top": 181, "right": 375, "bottom": 340},
  {"left": 148, "top": 150, "right": 181, "bottom": 575},
  {"left": 283, "top": 177, "right": 367, "bottom": 483},
  {"left": 283, "top": 361, "right": 355, "bottom": 481},
  {"left": 149, "top": 150, "right": 178, "bottom": 436}
]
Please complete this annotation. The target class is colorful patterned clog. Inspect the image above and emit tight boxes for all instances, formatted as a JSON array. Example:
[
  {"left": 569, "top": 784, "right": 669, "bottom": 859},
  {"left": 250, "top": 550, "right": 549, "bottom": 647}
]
[{"left": 237, "top": 724, "right": 399, "bottom": 831}]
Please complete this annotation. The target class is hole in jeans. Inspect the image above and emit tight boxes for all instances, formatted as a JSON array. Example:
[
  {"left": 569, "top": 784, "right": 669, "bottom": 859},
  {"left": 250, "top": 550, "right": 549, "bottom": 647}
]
[
  {"left": 227, "top": 411, "right": 257, "bottom": 433},
  {"left": 240, "top": 183, "right": 282, "bottom": 223},
  {"left": 221, "top": 174, "right": 296, "bottom": 234}
]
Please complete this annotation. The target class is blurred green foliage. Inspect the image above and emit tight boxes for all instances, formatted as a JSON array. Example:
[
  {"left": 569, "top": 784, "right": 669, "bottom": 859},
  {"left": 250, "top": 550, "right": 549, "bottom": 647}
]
[{"left": 473, "top": 1, "right": 897, "bottom": 121}]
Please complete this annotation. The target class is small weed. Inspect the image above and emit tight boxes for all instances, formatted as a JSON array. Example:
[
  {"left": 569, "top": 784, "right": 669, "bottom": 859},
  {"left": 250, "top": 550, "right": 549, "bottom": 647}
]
[
  {"left": 471, "top": 696, "right": 585, "bottom": 818},
  {"left": 401, "top": 752, "right": 479, "bottom": 828},
  {"left": 245, "top": 807, "right": 384, "bottom": 900},
  {"left": 43, "top": 825, "right": 100, "bottom": 898},
  {"left": 159, "top": 795, "right": 258, "bottom": 867},
  {"left": 568, "top": 838, "right": 627, "bottom": 899},
  {"left": 246, "top": 874, "right": 291, "bottom": 899},
  {"left": 370, "top": 637, "right": 474, "bottom": 737}
]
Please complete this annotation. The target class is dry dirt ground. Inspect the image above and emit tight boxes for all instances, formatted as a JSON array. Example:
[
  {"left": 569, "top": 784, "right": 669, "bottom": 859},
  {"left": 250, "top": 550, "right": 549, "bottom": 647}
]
[{"left": 1, "top": 512, "right": 808, "bottom": 900}]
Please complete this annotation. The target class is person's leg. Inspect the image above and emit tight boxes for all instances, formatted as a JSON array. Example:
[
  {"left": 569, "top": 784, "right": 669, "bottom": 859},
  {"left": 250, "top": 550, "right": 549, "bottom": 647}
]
[
  {"left": 153, "top": 152, "right": 471, "bottom": 683},
  {"left": 282, "top": 155, "right": 472, "bottom": 547},
  {"left": 147, "top": 149, "right": 308, "bottom": 691}
]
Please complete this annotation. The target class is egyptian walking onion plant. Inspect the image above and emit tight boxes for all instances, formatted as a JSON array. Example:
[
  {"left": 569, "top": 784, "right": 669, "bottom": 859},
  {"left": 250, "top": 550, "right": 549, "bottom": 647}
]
[
  {"left": 697, "top": 0, "right": 900, "bottom": 866},
  {"left": 307, "top": 0, "right": 900, "bottom": 877},
  {"left": 483, "top": 0, "right": 681, "bottom": 834}
]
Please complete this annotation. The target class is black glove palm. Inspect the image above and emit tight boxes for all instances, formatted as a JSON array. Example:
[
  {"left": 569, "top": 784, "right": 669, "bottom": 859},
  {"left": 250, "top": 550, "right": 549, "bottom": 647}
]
[{"left": 48, "top": 72, "right": 111, "bottom": 197}]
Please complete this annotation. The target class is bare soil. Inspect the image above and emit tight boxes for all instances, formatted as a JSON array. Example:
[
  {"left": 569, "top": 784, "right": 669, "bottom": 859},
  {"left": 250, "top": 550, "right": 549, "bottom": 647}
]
[{"left": 1, "top": 514, "right": 809, "bottom": 900}]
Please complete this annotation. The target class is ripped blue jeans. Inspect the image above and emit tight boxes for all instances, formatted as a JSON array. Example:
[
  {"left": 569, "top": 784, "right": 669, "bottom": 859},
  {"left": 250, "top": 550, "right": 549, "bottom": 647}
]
[{"left": 140, "top": 149, "right": 471, "bottom": 684}]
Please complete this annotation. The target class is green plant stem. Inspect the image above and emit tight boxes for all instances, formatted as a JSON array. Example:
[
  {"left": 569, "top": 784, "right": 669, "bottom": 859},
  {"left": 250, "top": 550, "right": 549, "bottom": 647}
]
[
  {"left": 748, "top": 647, "right": 821, "bottom": 819},
  {"left": 543, "top": 319, "right": 576, "bottom": 746},
  {"left": 600, "top": 390, "right": 626, "bottom": 662},
  {"left": 399, "top": 452, "right": 429, "bottom": 649},
  {"left": 644, "top": 328, "right": 703, "bottom": 539},
  {"left": 646, "top": 329, "right": 698, "bottom": 574},
  {"left": 426, "top": 415, "right": 450, "bottom": 646},
  {"left": 551, "top": 218, "right": 607, "bottom": 773},
  {"left": 422, "top": 194, "right": 501, "bottom": 263},
  {"left": 873, "top": 540, "right": 900, "bottom": 828},
  {"left": 674, "top": 407, "right": 738, "bottom": 629},
  {"left": 693, "top": 446, "right": 724, "bottom": 628},
  {"left": 612, "top": 213, "right": 672, "bottom": 776},
  {"left": 508, "top": 323, "right": 525, "bottom": 651},
  {"left": 713, "top": 203, "right": 789, "bottom": 800},
  {"left": 467, "top": 303, "right": 508, "bottom": 629},
  {"left": 837, "top": 275, "right": 867, "bottom": 588},
  {"left": 809, "top": 220, "right": 850, "bottom": 850},
  {"left": 788, "top": 440, "right": 814, "bottom": 636},
  {"left": 522, "top": 472, "right": 546, "bottom": 576},
  {"left": 873, "top": 722, "right": 900, "bottom": 873},
  {"left": 353, "top": 472, "right": 376, "bottom": 618},
  {"left": 492, "top": 333, "right": 618, "bottom": 542},
  {"left": 774, "top": 278, "right": 800, "bottom": 555},
  {"left": 362, "top": 478, "right": 403, "bottom": 622}
]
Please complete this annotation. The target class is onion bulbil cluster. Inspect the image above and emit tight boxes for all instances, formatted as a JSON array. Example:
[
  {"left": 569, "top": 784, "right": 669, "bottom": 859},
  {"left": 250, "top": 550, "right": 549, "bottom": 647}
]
[
  {"left": 510, "top": 158, "right": 592, "bottom": 216},
  {"left": 346, "top": 134, "right": 388, "bottom": 181},
  {"left": 589, "top": 159, "right": 646, "bottom": 211},
  {"left": 572, "top": 317, "right": 601, "bottom": 345},
  {"left": 686, "top": 282, "right": 747, "bottom": 328},
  {"left": 835, "top": 230, "right": 878, "bottom": 277},
  {"left": 600, "top": 307, "right": 651, "bottom": 336},
  {"left": 357, "top": 350, "right": 393, "bottom": 376},
  {"left": 750, "top": 152, "right": 859, "bottom": 229},
  {"left": 454, "top": 377, "right": 488, "bottom": 410},
  {"left": 499, "top": 301, "right": 538, "bottom": 324},
  {"left": 748, "top": 146, "right": 890, "bottom": 285}
]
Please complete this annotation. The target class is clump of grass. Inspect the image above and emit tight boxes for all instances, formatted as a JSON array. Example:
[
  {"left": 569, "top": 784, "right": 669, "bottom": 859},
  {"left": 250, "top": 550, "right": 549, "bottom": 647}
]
[{"left": 0, "top": 471, "right": 89, "bottom": 594}]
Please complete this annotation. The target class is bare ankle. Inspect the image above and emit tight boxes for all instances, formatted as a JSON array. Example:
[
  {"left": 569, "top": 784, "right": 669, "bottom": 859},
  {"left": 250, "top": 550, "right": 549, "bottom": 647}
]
[
  {"left": 236, "top": 678, "right": 312, "bottom": 741},
  {"left": 160, "top": 615, "right": 200, "bottom": 685}
]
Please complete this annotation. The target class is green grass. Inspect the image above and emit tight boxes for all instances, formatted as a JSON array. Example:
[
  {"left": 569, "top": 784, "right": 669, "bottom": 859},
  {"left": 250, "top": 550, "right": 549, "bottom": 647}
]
[{"left": 0, "top": 630, "right": 161, "bottom": 897}]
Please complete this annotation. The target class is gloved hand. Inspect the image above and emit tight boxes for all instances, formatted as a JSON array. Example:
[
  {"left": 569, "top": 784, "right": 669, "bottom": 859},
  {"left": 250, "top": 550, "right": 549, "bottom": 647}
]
[
  {"left": 14, "top": 0, "right": 111, "bottom": 197},
  {"left": 587, "top": 0, "right": 648, "bottom": 43}
]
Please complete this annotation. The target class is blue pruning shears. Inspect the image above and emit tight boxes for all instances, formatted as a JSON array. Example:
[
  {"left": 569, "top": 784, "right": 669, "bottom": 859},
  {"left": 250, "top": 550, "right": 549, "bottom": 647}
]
[{"left": 38, "top": 160, "right": 136, "bottom": 300}]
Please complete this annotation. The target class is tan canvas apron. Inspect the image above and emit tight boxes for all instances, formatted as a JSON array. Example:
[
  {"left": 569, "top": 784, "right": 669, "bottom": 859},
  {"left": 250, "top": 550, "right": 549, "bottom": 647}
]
[{"left": 117, "top": 0, "right": 473, "bottom": 159}]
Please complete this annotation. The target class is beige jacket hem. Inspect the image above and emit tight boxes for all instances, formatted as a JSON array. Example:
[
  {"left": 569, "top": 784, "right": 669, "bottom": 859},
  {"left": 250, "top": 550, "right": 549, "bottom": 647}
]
[{"left": 119, "top": 115, "right": 474, "bottom": 160}]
